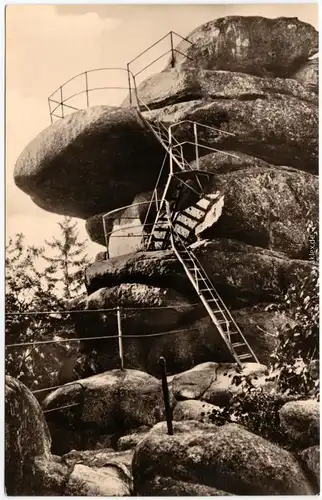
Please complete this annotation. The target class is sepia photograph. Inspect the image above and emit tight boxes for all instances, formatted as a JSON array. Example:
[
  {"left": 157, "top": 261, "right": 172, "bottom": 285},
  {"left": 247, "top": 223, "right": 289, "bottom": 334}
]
[{"left": 5, "top": 2, "right": 319, "bottom": 496}]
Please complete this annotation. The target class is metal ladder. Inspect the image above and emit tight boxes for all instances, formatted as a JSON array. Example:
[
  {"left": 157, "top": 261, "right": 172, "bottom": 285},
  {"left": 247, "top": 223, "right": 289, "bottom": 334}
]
[{"left": 165, "top": 203, "right": 259, "bottom": 368}]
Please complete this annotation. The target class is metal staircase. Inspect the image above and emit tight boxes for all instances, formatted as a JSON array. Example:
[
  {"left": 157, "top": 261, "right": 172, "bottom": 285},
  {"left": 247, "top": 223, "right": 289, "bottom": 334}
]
[
  {"left": 138, "top": 114, "right": 259, "bottom": 367},
  {"left": 135, "top": 104, "right": 260, "bottom": 368},
  {"left": 165, "top": 202, "right": 259, "bottom": 368}
]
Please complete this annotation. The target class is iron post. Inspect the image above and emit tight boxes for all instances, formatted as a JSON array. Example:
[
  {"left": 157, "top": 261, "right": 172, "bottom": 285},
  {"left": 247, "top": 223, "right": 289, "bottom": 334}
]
[{"left": 158, "top": 356, "right": 173, "bottom": 435}]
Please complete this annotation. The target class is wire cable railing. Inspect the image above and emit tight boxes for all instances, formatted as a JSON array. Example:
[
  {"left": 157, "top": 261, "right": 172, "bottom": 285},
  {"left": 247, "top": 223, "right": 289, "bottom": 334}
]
[{"left": 5, "top": 304, "right": 205, "bottom": 412}]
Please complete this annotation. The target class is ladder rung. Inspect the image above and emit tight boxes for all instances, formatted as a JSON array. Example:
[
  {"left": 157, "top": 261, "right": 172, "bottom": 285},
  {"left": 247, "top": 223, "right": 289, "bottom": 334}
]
[
  {"left": 232, "top": 342, "right": 246, "bottom": 348},
  {"left": 238, "top": 353, "right": 253, "bottom": 360}
]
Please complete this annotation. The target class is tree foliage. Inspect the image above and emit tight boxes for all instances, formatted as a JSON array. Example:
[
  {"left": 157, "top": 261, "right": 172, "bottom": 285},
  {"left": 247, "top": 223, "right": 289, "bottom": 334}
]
[
  {"left": 43, "top": 217, "right": 89, "bottom": 302},
  {"left": 5, "top": 219, "right": 90, "bottom": 392}
]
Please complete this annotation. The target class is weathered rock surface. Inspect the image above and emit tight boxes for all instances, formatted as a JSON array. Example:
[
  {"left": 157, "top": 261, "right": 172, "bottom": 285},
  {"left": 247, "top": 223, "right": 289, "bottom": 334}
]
[
  {"left": 127, "top": 68, "right": 317, "bottom": 110},
  {"left": 204, "top": 167, "right": 318, "bottom": 259},
  {"left": 116, "top": 426, "right": 151, "bottom": 451},
  {"left": 5, "top": 375, "right": 133, "bottom": 496},
  {"left": 133, "top": 420, "right": 314, "bottom": 495},
  {"left": 72, "top": 283, "right": 200, "bottom": 372},
  {"left": 171, "top": 362, "right": 268, "bottom": 405},
  {"left": 279, "top": 400, "right": 320, "bottom": 448},
  {"left": 291, "top": 57, "right": 318, "bottom": 93},
  {"left": 43, "top": 369, "right": 173, "bottom": 454},
  {"left": 232, "top": 308, "right": 295, "bottom": 364},
  {"left": 146, "top": 306, "right": 295, "bottom": 372},
  {"left": 190, "top": 150, "right": 301, "bottom": 175},
  {"left": 144, "top": 97, "right": 318, "bottom": 172},
  {"left": 169, "top": 16, "right": 318, "bottom": 78},
  {"left": 64, "top": 462, "right": 132, "bottom": 496},
  {"left": 299, "top": 446, "right": 320, "bottom": 488},
  {"left": 85, "top": 240, "right": 317, "bottom": 305},
  {"left": 14, "top": 106, "right": 164, "bottom": 219},
  {"left": 61, "top": 448, "right": 134, "bottom": 473},
  {"left": 173, "top": 399, "right": 220, "bottom": 422},
  {"left": 75, "top": 291, "right": 287, "bottom": 374},
  {"left": 138, "top": 475, "right": 232, "bottom": 496},
  {"left": 5, "top": 376, "right": 52, "bottom": 494}
]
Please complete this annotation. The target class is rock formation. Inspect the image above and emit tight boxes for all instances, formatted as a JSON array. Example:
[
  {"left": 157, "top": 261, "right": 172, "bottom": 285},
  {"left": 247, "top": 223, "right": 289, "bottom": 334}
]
[{"left": 11, "top": 14, "right": 319, "bottom": 495}]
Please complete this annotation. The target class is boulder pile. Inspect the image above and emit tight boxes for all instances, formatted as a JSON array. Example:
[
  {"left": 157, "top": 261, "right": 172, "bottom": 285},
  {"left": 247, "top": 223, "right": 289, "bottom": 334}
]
[{"left": 10, "top": 15, "right": 319, "bottom": 495}]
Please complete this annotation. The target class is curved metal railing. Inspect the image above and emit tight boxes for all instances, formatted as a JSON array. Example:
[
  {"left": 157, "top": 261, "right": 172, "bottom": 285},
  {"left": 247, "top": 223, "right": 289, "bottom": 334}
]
[
  {"left": 48, "top": 67, "right": 139, "bottom": 123},
  {"left": 102, "top": 200, "right": 157, "bottom": 250},
  {"left": 48, "top": 31, "right": 193, "bottom": 123}
]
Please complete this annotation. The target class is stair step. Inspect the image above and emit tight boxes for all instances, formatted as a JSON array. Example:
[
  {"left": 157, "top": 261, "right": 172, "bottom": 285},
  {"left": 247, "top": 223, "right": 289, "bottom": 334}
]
[
  {"left": 174, "top": 219, "right": 194, "bottom": 232},
  {"left": 180, "top": 210, "right": 203, "bottom": 222}
]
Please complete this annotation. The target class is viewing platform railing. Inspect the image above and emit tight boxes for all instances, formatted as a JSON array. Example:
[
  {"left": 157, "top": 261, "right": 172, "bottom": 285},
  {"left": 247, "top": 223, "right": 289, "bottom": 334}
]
[{"left": 48, "top": 31, "right": 193, "bottom": 123}]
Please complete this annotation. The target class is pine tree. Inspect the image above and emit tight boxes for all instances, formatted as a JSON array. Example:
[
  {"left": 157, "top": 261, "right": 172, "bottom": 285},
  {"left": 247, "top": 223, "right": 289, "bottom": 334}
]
[
  {"left": 5, "top": 233, "right": 61, "bottom": 388},
  {"left": 43, "top": 217, "right": 90, "bottom": 303}
]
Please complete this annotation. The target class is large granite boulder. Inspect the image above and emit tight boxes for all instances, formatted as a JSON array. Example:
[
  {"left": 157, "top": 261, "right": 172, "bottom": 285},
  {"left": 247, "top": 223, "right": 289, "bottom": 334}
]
[
  {"left": 171, "top": 361, "right": 268, "bottom": 405},
  {"left": 190, "top": 150, "right": 300, "bottom": 175},
  {"left": 290, "top": 57, "right": 318, "bottom": 93},
  {"left": 14, "top": 106, "right": 164, "bottom": 219},
  {"left": 169, "top": 16, "right": 318, "bottom": 78},
  {"left": 146, "top": 307, "right": 291, "bottom": 371},
  {"left": 279, "top": 400, "right": 320, "bottom": 448},
  {"left": 144, "top": 96, "right": 318, "bottom": 173},
  {"left": 42, "top": 369, "right": 173, "bottom": 455},
  {"left": 204, "top": 167, "right": 318, "bottom": 259},
  {"left": 85, "top": 239, "right": 317, "bottom": 306},
  {"left": 127, "top": 68, "right": 317, "bottom": 110},
  {"left": 132, "top": 420, "right": 315, "bottom": 495},
  {"left": 5, "top": 376, "right": 52, "bottom": 494},
  {"left": 5, "top": 376, "right": 133, "bottom": 495},
  {"left": 299, "top": 446, "right": 320, "bottom": 488},
  {"left": 138, "top": 475, "right": 231, "bottom": 496},
  {"left": 62, "top": 448, "right": 134, "bottom": 473},
  {"left": 71, "top": 283, "right": 200, "bottom": 372}
]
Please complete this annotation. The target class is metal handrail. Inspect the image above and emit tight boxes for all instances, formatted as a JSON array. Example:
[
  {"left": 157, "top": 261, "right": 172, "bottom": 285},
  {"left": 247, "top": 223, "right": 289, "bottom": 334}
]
[
  {"left": 47, "top": 31, "right": 194, "bottom": 123},
  {"left": 48, "top": 67, "right": 136, "bottom": 99},
  {"left": 102, "top": 200, "right": 158, "bottom": 248},
  {"left": 127, "top": 30, "right": 193, "bottom": 75}
]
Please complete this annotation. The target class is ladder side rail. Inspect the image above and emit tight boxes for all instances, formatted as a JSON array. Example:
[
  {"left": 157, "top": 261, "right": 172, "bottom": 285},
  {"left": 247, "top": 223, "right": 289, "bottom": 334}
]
[
  {"left": 142, "top": 152, "right": 168, "bottom": 232},
  {"left": 188, "top": 250, "right": 260, "bottom": 363},
  {"left": 165, "top": 206, "right": 242, "bottom": 367},
  {"left": 184, "top": 257, "right": 231, "bottom": 334},
  {"left": 170, "top": 230, "right": 242, "bottom": 368},
  {"left": 146, "top": 173, "right": 174, "bottom": 249}
]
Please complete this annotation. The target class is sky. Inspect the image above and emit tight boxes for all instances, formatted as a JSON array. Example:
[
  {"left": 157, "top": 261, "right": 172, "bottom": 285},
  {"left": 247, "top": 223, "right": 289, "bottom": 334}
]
[{"left": 6, "top": 3, "right": 319, "bottom": 260}]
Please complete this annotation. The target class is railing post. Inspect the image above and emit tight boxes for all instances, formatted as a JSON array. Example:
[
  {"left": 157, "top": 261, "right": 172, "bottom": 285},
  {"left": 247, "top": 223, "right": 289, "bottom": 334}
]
[
  {"left": 116, "top": 306, "right": 124, "bottom": 370},
  {"left": 193, "top": 122, "right": 199, "bottom": 169},
  {"left": 85, "top": 72, "right": 90, "bottom": 108},
  {"left": 126, "top": 64, "right": 132, "bottom": 107},
  {"left": 158, "top": 356, "right": 173, "bottom": 435},
  {"left": 168, "top": 127, "right": 173, "bottom": 175},
  {"left": 170, "top": 31, "right": 175, "bottom": 68},
  {"left": 60, "top": 86, "right": 64, "bottom": 119},
  {"left": 103, "top": 214, "right": 109, "bottom": 252},
  {"left": 48, "top": 98, "right": 53, "bottom": 124}
]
